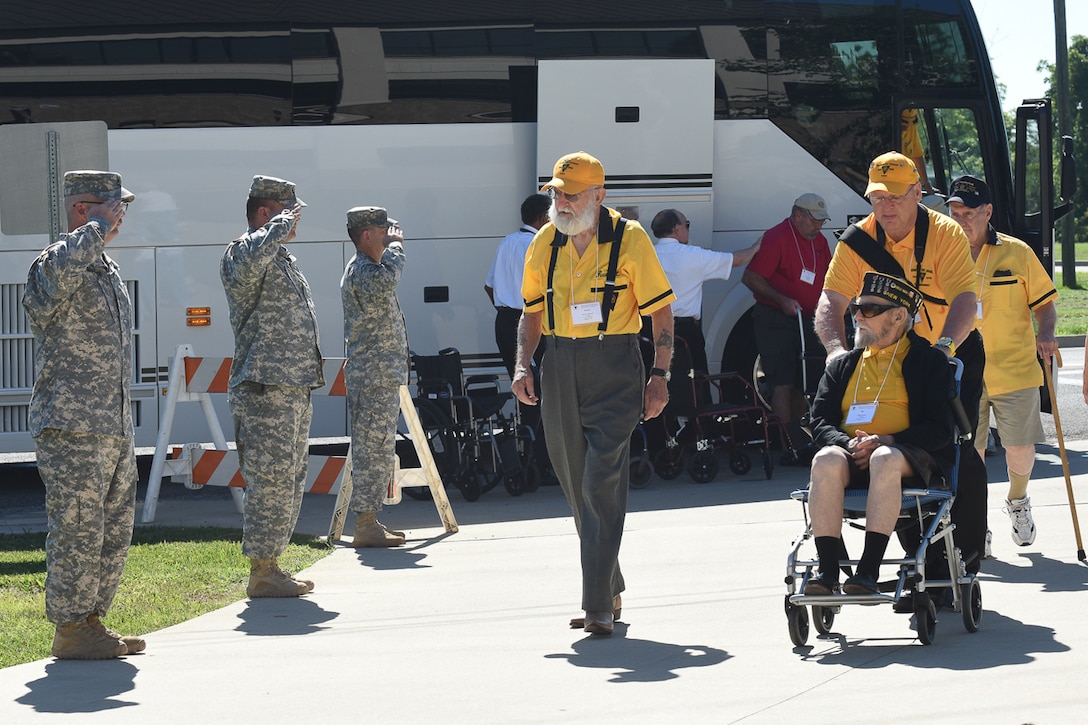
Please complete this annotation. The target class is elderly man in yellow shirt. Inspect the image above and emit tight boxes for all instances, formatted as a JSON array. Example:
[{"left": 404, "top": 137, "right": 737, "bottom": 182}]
[
  {"left": 946, "top": 175, "right": 1058, "bottom": 550},
  {"left": 513, "top": 151, "right": 675, "bottom": 636}
]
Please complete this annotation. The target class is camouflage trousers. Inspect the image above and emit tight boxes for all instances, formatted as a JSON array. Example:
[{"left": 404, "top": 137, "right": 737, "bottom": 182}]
[
  {"left": 347, "top": 385, "right": 400, "bottom": 514},
  {"left": 36, "top": 428, "right": 137, "bottom": 626},
  {"left": 229, "top": 382, "right": 312, "bottom": 559}
]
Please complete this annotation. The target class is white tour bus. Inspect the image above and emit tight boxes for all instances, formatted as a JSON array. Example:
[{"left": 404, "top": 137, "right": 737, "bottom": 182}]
[{"left": 0, "top": 0, "right": 1070, "bottom": 455}]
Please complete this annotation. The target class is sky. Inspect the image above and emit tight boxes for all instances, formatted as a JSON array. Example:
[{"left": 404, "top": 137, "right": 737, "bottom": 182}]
[{"left": 970, "top": 0, "right": 1088, "bottom": 112}]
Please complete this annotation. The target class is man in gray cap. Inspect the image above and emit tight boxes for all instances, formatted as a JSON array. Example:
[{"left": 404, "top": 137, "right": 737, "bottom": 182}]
[
  {"left": 341, "top": 206, "right": 408, "bottom": 547},
  {"left": 23, "top": 170, "right": 146, "bottom": 659},
  {"left": 221, "top": 175, "right": 324, "bottom": 596}
]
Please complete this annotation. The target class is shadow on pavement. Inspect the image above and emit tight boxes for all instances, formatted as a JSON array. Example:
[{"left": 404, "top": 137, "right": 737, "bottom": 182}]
[
  {"left": 15, "top": 660, "right": 138, "bottom": 713},
  {"left": 235, "top": 597, "right": 339, "bottom": 636}
]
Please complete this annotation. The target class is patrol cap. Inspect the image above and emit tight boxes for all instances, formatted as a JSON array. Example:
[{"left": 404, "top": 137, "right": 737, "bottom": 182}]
[
  {"left": 946, "top": 175, "right": 992, "bottom": 209},
  {"left": 346, "top": 206, "right": 398, "bottom": 229},
  {"left": 249, "top": 175, "right": 305, "bottom": 207},
  {"left": 793, "top": 192, "right": 830, "bottom": 221},
  {"left": 859, "top": 271, "right": 923, "bottom": 316},
  {"left": 63, "top": 170, "right": 136, "bottom": 202},
  {"left": 541, "top": 151, "right": 605, "bottom": 195},
  {"left": 864, "top": 151, "right": 919, "bottom": 197}
]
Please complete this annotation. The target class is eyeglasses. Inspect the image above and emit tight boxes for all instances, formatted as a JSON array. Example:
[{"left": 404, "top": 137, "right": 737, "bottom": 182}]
[
  {"left": 849, "top": 302, "right": 898, "bottom": 318},
  {"left": 806, "top": 211, "right": 828, "bottom": 225},
  {"left": 678, "top": 220, "right": 690, "bottom": 229},
  {"left": 547, "top": 187, "right": 594, "bottom": 202},
  {"left": 78, "top": 199, "right": 128, "bottom": 212},
  {"left": 869, "top": 190, "right": 913, "bottom": 207}
]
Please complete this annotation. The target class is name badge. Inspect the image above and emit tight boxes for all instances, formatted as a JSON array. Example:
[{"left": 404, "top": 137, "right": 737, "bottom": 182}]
[
  {"left": 799, "top": 268, "right": 816, "bottom": 285},
  {"left": 571, "top": 302, "right": 603, "bottom": 325},
  {"left": 977, "top": 300, "right": 983, "bottom": 320},
  {"left": 846, "top": 403, "right": 877, "bottom": 425}
]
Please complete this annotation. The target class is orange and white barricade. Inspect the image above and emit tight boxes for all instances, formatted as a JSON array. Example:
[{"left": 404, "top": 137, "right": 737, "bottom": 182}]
[{"left": 142, "top": 344, "right": 457, "bottom": 537}]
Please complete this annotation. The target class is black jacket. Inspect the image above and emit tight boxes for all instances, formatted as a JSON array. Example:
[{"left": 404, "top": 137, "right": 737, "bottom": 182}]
[{"left": 810, "top": 330, "right": 957, "bottom": 477}]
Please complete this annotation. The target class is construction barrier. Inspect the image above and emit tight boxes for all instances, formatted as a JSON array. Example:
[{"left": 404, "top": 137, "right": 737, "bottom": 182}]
[{"left": 142, "top": 344, "right": 458, "bottom": 536}]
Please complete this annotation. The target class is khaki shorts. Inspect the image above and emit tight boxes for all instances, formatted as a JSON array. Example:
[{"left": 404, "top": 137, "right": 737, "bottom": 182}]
[{"left": 976, "top": 386, "right": 1044, "bottom": 449}]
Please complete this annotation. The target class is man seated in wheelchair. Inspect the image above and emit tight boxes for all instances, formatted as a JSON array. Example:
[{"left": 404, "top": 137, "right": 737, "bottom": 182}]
[{"left": 804, "top": 271, "right": 957, "bottom": 595}]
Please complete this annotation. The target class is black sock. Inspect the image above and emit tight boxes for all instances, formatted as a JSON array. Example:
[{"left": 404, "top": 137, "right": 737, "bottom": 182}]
[
  {"left": 857, "top": 531, "right": 890, "bottom": 579},
  {"left": 814, "top": 536, "right": 841, "bottom": 583}
]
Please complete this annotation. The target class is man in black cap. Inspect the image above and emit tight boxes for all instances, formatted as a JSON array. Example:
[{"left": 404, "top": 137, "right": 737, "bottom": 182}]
[
  {"left": 804, "top": 272, "right": 957, "bottom": 595},
  {"left": 947, "top": 175, "right": 1058, "bottom": 553}
]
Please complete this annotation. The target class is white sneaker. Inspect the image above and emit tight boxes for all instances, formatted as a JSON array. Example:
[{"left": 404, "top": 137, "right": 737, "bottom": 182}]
[
  {"left": 1005, "top": 496, "right": 1036, "bottom": 546},
  {"left": 984, "top": 529, "right": 993, "bottom": 559}
]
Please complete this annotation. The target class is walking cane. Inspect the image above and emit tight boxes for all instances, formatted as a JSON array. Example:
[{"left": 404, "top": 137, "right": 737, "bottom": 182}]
[{"left": 1041, "top": 351, "right": 1086, "bottom": 562}]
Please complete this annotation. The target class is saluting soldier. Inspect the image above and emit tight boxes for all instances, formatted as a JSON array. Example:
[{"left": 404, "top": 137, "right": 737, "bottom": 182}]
[
  {"left": 342, "top": 206, "right": 409, "bottom": 547},
  {"left": 23, "top": 170, "right": 146, "bottom": 659},
  {"left": 221, "top": 175, "right": 324, "bottom": 597}
]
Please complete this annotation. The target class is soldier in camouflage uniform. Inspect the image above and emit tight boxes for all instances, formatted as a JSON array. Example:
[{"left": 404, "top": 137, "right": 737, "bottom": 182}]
[
  {"left": 221, "top": 175, "right": 324, "bottom": 596},
  {"left": 23, "top": 170, "right": 147, "bottom": 659},
  {"left": 342, "top": 206, "right": 409, "bottom": 547}
]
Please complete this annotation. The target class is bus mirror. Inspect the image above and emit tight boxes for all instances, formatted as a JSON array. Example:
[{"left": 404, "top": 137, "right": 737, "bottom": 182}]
[{"left": 1060, "top": 135, "right": 1076, "bottom": 202}]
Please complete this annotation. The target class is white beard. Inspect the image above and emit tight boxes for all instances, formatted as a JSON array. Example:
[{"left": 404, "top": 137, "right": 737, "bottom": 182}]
[{"left": 550, "top": 198, "right": 598, "bottom": 236}]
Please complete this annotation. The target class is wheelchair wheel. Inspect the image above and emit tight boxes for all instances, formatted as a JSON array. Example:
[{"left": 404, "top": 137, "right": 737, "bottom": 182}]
[
  {"left": 761, "top": 450, "right": 774, "bottom": 480},
  {"left": 786, "top": 602, "right": 810, "bottom": 646},
  {"left": 653, "top": 447, "right": 685, "bottom": 480},
  {"left": 961, "top": 578, "right": 982, "bottom": 633},
  {"left": 630, "top": 457, "right": 653, "bottom": 489},
  {"left": 688, "top": 450, "right": 719, "bottom": 483},
  {"left": 522, "top": 460, "right": 541, "bottom": 493},
  {"left": 728, "top": 450, "right": 751, "bottom": 475},
  {"left": 812, "top": 605, "right": 835, "bottom": 635},
  {"left": 457, "top": 469, "right": 484, "bottom": 502},
  {"left": 914, "top": 592, "right": 938, "bottom": 645}
]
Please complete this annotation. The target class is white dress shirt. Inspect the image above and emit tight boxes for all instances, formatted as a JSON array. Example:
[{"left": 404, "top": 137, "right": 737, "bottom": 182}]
[
  {"left": 486, "top": 225, "right": 538, "bottom": 309},
  {"left": 652, "top": 237, "right": 735, "bottom": 319}
]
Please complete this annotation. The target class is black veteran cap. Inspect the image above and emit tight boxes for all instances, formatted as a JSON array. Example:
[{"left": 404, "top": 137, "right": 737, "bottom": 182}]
[
  {"left": 249, "top": 175, "right": 305, "bottom": 207},
  {"left": 346, "top": 206, "right": 398, "bottom": 229},
  {"left": 946, "top": 175, "right": 992, "bottom": 209},
  {"left": 860, "top": 271, "right": 923, "bottom": 316},
  {"left": 63, "top": 170, "right": 136, "bottom": 202}
]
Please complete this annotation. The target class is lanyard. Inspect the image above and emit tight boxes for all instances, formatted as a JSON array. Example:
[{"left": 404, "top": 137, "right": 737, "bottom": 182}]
[
  {"left": 789, "top": 220, "right": 817, "bottom": 273},
  {"left": 851, "top": 335, "right": 903, "bottom": 406}
]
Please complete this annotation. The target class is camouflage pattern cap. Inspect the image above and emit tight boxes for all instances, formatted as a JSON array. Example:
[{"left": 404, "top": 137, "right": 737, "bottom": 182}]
[
  {"left": 63, "top": 170, "right": 136, "bottom": 202},
  {"left": 347, "top": 206, "right": 397, "bottom": 229},
  {"left": 249, "top": 175, "right": 306, "bottom": 207}
]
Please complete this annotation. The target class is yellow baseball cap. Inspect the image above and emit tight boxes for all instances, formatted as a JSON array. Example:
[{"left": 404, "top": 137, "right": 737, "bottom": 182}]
[
  {"left": 865, "top": 151, "right": 919, "bottom": 196},
  {"left": 541, "top": 151, "right": 605, "bottom": 195}
]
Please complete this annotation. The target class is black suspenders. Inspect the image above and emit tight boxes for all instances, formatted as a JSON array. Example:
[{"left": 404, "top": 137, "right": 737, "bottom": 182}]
[{"left": 545, "top": 207, "right": 628, "bottom": 338}]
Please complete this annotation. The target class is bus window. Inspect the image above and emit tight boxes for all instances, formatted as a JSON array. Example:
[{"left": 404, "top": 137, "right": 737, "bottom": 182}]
[
  {"left": 927, "top": 106, "right": 985, "bottom": 196},
  {"left": 901, "top": 108, "right": 932, "bottom": 193}
]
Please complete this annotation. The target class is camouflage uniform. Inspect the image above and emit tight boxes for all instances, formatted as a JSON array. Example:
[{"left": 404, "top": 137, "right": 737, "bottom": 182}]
[
  {"left": 341, "top": 207, "right": 409, "bottom": 515},
  {"left": 221, "top": 176, "right": 323, "bottom": 559},
  {"left": 22, "top": 171, "right": 138, "bottom": 626}
]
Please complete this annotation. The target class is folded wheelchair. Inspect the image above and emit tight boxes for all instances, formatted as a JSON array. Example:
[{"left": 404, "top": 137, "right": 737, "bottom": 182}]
[
  {"left": 784, "top": 358, "right": 982, "bottom": 646},
  {"left": 408, "top": 348, "right": 537, "bottom": 502},
  {"left": 651, "top": 335, "right": 790, "bottom": 484}
]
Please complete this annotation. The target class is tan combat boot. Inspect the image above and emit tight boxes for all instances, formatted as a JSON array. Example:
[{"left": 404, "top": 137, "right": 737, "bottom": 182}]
[
  {"left": 271, "top": 558, "right": 314, "bottom": 593},
  {"left": 87, "top": 612, "right": 146, "bottom": 654},
  {"left": 352, "top": 512, "right": 406, "bottom": 547},
  {"left": 51, "top": 617, "right": 127, "bottom": 660},
  {"left": 247, "top": 557, "right": 310, "bottom": 598}
]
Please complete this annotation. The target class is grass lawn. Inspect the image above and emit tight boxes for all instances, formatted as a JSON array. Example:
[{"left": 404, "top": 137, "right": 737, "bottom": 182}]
[
  {"left": 1056, "top": 273, "right": 1088, "bottom": 336},
  {"left": 0, "top": 527, "right": 331, "bottom": 669}
]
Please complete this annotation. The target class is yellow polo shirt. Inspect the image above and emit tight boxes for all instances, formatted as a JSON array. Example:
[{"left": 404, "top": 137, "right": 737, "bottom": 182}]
[
  {"left": 825, "top": 207, "right": 975, "bottom": 343},
  {"left": 522, "top": 208, "right": 675, "bottom": 337},
  {"left": 840, "top": 337, "right": 911, "bottom": 437},
  {"left": 975, "top": 231, "right": 1058, "bottom": 395}
]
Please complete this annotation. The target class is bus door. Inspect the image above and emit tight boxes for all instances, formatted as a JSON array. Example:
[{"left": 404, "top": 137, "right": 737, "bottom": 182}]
[{"left": 535, "top": 59, "right": 716, "bottom": 233}]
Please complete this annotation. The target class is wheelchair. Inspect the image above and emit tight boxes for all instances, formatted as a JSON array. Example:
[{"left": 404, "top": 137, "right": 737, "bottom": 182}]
[
  {"left": 408, "top": 348, "right": 537, "bottom": 502},
  {"left": 784, "top": 358, "right": 981, "bottom": 646},
  {"left": 651, "top": 335, "right": 789, "bottom": 484}
]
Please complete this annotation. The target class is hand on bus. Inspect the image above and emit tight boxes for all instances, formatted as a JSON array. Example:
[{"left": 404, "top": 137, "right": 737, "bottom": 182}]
[{"left": 512, "top": 367, "right": 537, "bottom": 405}]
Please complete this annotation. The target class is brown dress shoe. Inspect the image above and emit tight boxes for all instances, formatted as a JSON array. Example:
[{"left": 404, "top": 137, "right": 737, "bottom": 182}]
[
  {"left": 569, "top": 594, "right": 622, "bottom": 629},
  {"left": 583, "top": 611, "right": 614, "bottom": 635}
]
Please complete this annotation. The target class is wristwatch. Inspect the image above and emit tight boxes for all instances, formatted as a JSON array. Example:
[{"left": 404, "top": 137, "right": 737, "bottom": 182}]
[
  {"left": 935, "top": 336, "right": 956, "bottom": 355},
  {"left": 650, "top": 367, "right": 672, "bottom": 382}
]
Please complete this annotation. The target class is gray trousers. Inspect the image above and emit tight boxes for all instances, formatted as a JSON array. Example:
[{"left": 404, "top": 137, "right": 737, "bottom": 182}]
[
  {"left": 229, "top": 381, "right": 313, "bottom": 559},
  {"left": 37, "top": 429, "right": 137, "bottom": 625},
  {"left": 347, "top": 384, "right": 400, "bottom": 514},
  {"left": 541, "top": 334, "right": 644, "bottom": 612}
]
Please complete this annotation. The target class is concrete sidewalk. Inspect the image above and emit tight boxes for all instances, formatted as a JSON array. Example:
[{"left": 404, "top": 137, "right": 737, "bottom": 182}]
[{"left": 4, "top": 445, "right": 1088, "bottom": 723}]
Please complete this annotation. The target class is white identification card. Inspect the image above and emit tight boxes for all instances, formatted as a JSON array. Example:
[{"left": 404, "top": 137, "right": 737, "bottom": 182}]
[
  {"left": 570, "top": 302, "right": 603, "bottom": 325},
  {"left": 799, "top": 268, "right": 816, "bottom": 285},
  {"left": 846, "top": 403, "right": 878, "bottom": 425},
  {"left": 977, "top": 300, "right": 983, "bottom": 320}
]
